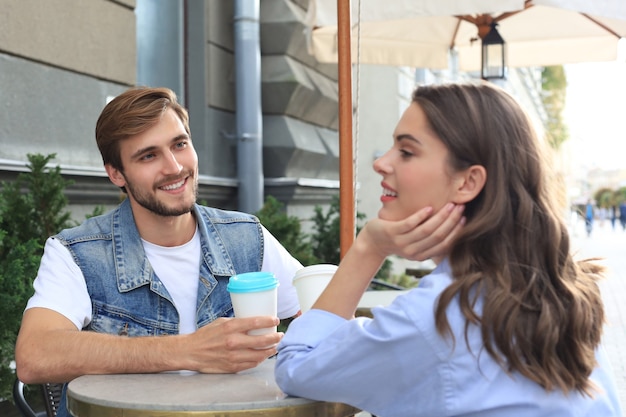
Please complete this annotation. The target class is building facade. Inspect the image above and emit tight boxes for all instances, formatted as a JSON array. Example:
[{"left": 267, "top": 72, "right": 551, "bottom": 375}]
[
  {"left": 1, "top": 0, "right": 551, "bottom": 275},
  {"left": 0, "top": 0, "right": 341, "bottom": 223}
]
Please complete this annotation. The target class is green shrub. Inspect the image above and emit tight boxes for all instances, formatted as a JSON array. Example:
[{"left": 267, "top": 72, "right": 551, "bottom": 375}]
[
  {"left": 256, "top": 194, "right": 392, "bottom": 279},
  {"left": 308, "top": 195, "right": 391, "bottom": 280},
  {"left": 255, "top": 196, "right": 317, "bottom": 266},
  {"left": 0, "top": 154, "right": 76, "bottom": 399}
]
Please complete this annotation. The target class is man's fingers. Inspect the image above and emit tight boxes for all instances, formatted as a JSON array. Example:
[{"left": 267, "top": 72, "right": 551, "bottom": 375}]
[{"left": 216, "top": 316, "right": 280, "bottom": 333}]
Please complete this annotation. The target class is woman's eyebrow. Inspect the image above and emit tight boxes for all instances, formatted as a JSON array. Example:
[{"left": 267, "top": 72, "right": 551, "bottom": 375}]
[{"left": 395, "top": 133, "right": 421, "bottom": 145}]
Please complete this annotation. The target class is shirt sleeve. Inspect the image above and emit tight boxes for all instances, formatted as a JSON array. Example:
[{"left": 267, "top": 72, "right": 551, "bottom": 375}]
[
  {"left": 260, "top": 226, "right": 302, "bottom": 319},
  {"left": 274, "top": 292, "right": 446, "bottom": 416},
  {"left": 25, "top": 237, "right": 93, "bottom": 330}
]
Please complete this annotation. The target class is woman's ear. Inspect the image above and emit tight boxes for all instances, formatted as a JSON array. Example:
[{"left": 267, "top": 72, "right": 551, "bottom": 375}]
[
  {"left": 105, "top": 164, "right": 126, "bottom": 189},
  {"left": 454, "top": 165, "right": 486, "bottom": 204}
]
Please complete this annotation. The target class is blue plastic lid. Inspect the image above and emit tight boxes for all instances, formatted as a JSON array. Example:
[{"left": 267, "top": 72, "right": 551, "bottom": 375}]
[{"left": 227, "top": 271, "right": 279, "bottom": 293}]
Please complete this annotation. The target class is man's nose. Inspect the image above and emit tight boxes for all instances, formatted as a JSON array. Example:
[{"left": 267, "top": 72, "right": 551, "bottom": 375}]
[{"left": 163, "top": 151, "right": 183, "bottom": 174}]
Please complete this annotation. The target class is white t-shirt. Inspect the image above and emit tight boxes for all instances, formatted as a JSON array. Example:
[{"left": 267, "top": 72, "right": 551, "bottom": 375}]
[{"left": 26, "top": 226, "right": 301, "bottom": 332}]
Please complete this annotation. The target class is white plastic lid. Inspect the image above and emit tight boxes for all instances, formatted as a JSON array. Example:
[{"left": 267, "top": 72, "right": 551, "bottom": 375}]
[{"left": 293, "top": 264, "right": 338, "bottom": 281}]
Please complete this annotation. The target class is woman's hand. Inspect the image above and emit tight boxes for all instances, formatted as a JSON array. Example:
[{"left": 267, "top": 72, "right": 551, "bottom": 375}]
[
  {"left": 360, "top": 203, "right": 465, "bottom": 262},
  {"left": 310, "top": 203, "right": 465, "bottom": 319}
]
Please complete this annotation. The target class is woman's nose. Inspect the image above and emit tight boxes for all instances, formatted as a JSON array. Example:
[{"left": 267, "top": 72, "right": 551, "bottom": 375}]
[{"left": 373, "top": 150, "right": 390, "bottom": 175}]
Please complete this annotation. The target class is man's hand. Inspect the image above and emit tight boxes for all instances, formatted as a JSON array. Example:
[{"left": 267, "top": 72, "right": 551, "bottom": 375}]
[
  {"left": 15, "top": 308, "right": 283, "bottom": 383},
  {"left": 187, "top": 316, "right": 283, "bottom": 374}
]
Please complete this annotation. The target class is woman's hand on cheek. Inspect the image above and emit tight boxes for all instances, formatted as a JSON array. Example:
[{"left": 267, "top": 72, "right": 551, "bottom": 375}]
[{"left": 362, "top": 203, "right": 465, "bottom": 262}]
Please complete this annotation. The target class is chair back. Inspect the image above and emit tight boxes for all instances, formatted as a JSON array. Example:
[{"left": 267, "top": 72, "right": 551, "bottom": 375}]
[
  {"left": 41, "top": 382, "right": 63, "bottom": 416},
  {"left": 12, "top": 378, "right": 63, "bottom": 417}
]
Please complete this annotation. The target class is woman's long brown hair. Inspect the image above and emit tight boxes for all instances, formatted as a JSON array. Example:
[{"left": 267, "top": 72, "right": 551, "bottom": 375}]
[{"left": 414, "top": 83, "right": 605, "bottom": 395}]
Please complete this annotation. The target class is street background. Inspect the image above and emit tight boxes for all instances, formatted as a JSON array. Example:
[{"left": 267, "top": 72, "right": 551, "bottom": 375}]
[{"left": 569, "top": 214, "right": 626, "bottom": 412}]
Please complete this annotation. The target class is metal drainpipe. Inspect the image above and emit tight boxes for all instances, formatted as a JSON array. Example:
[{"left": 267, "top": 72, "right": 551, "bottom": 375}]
[{"left": 234, "top": 0, "right": 263, "bottom": 214}]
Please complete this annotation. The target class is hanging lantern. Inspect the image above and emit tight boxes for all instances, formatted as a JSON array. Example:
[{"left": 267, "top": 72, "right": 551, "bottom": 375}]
[{"left": 481, "top": 22, "right": 506, "bottom": 80}]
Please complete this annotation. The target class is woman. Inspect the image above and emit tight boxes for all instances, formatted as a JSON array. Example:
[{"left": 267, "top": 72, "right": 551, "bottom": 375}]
[{"left": 275, "top": 83, "right": 622, "bottom": 416}]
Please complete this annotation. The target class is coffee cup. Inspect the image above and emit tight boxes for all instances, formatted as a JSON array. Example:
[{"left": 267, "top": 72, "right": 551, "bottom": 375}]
[
  {"left": 227, "top": 271, "right": 279, "bottom": 336},
  {"left": 292, "top": 264, "right": 338, "bottom": 313}
]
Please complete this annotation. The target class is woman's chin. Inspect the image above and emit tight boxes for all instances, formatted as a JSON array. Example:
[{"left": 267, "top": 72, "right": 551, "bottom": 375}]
[{"left": 377, "top": 207, "right": 404, "bottom": 221}]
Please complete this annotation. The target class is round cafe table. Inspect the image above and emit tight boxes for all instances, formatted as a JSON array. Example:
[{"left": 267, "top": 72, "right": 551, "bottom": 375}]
[{"left": 67, "top": 359, "right": 360, "bottom": 417}]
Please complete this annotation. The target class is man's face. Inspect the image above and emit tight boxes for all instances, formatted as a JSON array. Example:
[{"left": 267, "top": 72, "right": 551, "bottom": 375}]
[{"left": 106, "top": 108, "right": 199, "bottom": 218}]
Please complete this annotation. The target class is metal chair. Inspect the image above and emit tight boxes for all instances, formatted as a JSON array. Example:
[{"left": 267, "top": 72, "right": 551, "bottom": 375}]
[{"left": 13, "top": 378, "right": 63, "bottom": 417}]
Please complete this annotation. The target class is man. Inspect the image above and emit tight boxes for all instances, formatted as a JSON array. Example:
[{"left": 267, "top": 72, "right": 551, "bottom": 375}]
[{"left": 15, "top": 87, "right": 463, "bottom": 417}]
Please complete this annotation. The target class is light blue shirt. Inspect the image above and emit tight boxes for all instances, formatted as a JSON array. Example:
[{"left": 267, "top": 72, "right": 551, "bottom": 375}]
[{"left": 275, "top": 260, "right": 622, "bottom": 417}]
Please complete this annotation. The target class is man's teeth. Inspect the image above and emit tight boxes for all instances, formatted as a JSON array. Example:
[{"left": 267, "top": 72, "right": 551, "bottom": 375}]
[
  {"left": 383, "top": 189, "right": 397, "bottom": 197},
  {"left": 161, "top": 179, "right": 185, "bottom": 190}
]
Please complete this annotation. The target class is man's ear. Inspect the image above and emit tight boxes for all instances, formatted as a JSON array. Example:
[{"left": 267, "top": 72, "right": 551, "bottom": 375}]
[
  {"left": 105, "top": 164, "right": 126, "bottom": 188},
  {"left": 453, "top": 165, "right": 486, "bottom": 204}
]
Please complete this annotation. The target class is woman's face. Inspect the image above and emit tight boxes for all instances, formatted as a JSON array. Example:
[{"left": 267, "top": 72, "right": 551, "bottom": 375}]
[{"left": 373, "top": 102, "right": 459, "bottom": 221}]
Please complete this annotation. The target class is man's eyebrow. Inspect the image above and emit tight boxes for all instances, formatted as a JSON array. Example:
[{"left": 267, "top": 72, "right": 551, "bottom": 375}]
[
  {"left": 130, "top": 145, "right": 157, "bottom": 160},
  {"left": 130, "top": 134, "right": 190, "bottom": 160},
  {"left": 172, "top": 133, "right": 190, "bottom": 143}
]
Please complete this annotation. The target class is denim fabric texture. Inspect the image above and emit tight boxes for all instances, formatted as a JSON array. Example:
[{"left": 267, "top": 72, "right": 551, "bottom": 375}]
[
  {"left": 53, "top": 198, "right": 265, "bottom": 417},
  {"left": 54, "top": 198, "right": 264, "bottom": 336}
]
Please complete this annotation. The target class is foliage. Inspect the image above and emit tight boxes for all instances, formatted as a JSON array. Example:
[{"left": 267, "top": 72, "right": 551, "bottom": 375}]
[
  {"left": 541, "top": 66, "right": 569, "bottom": 150},
  {"left": 0, "top": 153, "right": 105, "bottom": 401},
  {"left": 0, "top": 232, "right": 41, "bottom": 400},
  {"left": 575, "top": 186, "right": 626, "bottom": 218},
  {"left": 615, "top": 187, "right": 626, "bottom": 204},
  {"left": 256, "top": 194, "right": 392, "bottom": 280},
  {"left": 0, "top": 153, "right": 78, "bottom": 400},
  {"left": 594, "top": 187, "right": 616, "bottom": 209},
  {"left": 255, "top": 195, "right": 317, "bottom": 266},
  {"left": 309, "top": 195, "right": 396, "bottom": 280},
  {"left": 86, "top": 205, "right": 106, "bottom": 219},
  {"left": 308, "top": 195, "right": 358, "bottom": 265},
  {"left": 384, "top": 273, "right": 420, "bottom": 289},
  {"left": 0, "top": 154, "right": 74, "bottom": 248}
]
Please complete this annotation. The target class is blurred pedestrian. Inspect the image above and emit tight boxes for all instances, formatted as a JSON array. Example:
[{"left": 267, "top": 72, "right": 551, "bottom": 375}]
[
  {"left": 619, "top": 201, "right": 626, "bottom": 231},
  {"left": 611, "top": 205, "right": 618, "bottom": 230},
  {"left": 585, "top": 200, "right": 594, "bottom": 236}
]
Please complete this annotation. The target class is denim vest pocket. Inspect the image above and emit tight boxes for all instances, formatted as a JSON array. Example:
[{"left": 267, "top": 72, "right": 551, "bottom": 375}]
[{"left": 89, "top": 302, "right": 179, "bottom": 336}]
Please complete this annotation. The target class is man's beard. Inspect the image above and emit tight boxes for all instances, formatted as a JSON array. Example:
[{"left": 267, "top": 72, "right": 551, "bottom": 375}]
[{"left": 125, "top": 173, "right": 198, "bottom": 217}]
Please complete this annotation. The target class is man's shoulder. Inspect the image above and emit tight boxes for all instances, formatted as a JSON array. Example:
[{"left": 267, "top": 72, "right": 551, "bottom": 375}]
[
  {"left": 194, "top": 204, "right": 260, "bottom": 224},
  {"left": 56, "top": 206, "right": 119, "bottom": 241}
]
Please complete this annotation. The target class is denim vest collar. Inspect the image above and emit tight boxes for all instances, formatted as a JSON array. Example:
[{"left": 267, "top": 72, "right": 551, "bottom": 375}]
[{"left": 112, "top": 198, "right": 242, "bottom": 294}]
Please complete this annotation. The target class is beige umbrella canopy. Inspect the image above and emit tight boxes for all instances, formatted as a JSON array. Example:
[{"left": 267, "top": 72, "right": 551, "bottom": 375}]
[
  {"left": 308, "top": 0, "right": 626, "bottom": 70},
  {"left": 307, "top": 0, "right": 626, "bottom": 255}
]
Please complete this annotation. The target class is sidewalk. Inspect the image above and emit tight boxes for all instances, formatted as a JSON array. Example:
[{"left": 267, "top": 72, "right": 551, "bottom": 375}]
[{"left": 570, "top": 219, "right": 626, "bottom": 412}]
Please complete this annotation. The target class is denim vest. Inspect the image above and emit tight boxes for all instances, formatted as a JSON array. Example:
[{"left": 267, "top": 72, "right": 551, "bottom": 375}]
[
  {"left": 55, "top": 198, "right": 264, "bottom": 334},
  {"left": 53, "top": 199, "right": 264, "bottom": 417}
]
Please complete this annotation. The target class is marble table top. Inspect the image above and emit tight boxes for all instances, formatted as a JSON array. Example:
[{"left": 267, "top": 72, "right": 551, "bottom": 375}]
[{"left": 67, "top": 358, "right": 359, "bottom": 417}]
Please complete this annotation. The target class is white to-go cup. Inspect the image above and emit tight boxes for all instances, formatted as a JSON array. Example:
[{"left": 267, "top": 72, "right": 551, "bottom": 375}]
[
  {"left": 227, "top": 271, "right": 279, "bottom": 336},
  {"left": 292, "top": 264, "right": 338, "bottom": 313}
]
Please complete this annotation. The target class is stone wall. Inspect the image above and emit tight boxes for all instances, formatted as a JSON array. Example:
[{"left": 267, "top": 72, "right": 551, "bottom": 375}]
[{"left": 0, "top": 0, "right": 341, "bottom": 219}]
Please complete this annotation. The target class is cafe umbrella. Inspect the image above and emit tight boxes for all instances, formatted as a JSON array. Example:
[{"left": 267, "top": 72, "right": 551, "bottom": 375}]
[
  {"left": 307, "top": 0, "right": 626, "bottom": 71},
  {"left": 306, "top": 0, "right": 626, "bottom": 254}
]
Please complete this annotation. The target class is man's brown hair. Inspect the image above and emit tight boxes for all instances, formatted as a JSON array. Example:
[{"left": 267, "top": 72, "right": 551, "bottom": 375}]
[{"left": 95, "top": 86, "right": 190, "bottom": 171}]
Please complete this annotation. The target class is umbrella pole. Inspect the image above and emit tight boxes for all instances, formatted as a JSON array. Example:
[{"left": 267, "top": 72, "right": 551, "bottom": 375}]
[{"left": 337, "top": 0, "right": 355, "bottom": 258}]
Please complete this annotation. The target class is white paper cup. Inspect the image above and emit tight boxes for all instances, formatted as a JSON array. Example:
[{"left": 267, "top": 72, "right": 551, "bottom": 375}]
[
  {"left": 292, "top": 264, "right": 338, "bottom": 313},
  {"left": 227, "top": 271, "right": 279, "bottom": 336}
]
